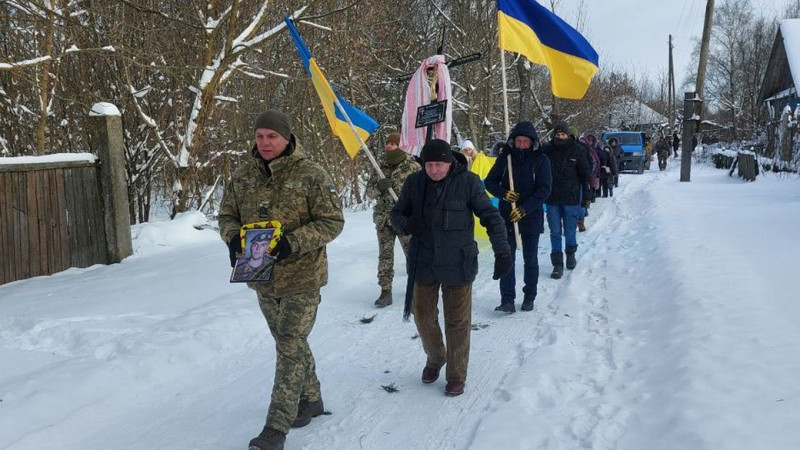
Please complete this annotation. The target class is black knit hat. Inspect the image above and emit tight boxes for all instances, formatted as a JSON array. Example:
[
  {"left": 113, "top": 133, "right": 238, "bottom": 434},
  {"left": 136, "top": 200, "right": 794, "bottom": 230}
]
[
  {"left": 421, "top": 139, "right": 453, "bottom": 163},
  {"left": 553, "top": 120, "right": 570, "bottom": 135},
  {"left": 254, "top": 110, "right": 291, "bottom": 140}
]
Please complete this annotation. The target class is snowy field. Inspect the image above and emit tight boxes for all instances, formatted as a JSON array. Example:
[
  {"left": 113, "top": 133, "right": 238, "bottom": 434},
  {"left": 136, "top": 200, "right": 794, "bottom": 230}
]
[{"left": 1, "top": 161, "right": 799, "bottom": 450}]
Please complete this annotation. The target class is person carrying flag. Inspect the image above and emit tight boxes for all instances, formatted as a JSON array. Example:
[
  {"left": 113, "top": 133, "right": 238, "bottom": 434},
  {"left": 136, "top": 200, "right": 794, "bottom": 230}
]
[{"left": 485, "top": 121, "right": 552, "bottom": 313}]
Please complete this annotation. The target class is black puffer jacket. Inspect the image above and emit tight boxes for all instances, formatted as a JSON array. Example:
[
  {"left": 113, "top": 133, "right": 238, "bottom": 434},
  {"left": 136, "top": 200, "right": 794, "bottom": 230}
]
[
  {"left": 542, "top": 136, "right": 591, "bottom": 205},
  {"left": 390, "top": 152, "right": 509, "bottom": 286}
]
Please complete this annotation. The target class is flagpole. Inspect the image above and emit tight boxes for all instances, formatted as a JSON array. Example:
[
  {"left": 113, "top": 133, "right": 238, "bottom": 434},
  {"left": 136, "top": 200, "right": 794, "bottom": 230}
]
[
  {"left": 498, "top": 32, "right": 522, "bottom": 248},
  {"left": 330, "top": 95, "right": 398, "bottom": 202}
]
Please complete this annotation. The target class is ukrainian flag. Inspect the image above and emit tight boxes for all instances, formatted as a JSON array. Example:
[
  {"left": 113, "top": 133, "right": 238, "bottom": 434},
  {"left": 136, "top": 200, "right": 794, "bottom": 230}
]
[
  {"left": 285, "top": 18, "right": 379, "bottom": 158},
  {"left": 497, "top": 0, "right": 598, "bottom": 100}
]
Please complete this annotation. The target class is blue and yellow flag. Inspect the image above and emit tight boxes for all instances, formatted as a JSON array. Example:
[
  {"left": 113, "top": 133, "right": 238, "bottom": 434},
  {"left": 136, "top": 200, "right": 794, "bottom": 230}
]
[
  {"left": 497, "top": 0, "right": 598, "bottom": 100},
  {"left": 285, "top": 18, "right": 379, "bottom": 158}
]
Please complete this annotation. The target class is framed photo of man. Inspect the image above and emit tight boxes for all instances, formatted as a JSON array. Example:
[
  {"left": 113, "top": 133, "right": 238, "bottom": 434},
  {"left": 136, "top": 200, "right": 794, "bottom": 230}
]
[{"left": 230, "top": 227, "right": 277, "bottom": 283}]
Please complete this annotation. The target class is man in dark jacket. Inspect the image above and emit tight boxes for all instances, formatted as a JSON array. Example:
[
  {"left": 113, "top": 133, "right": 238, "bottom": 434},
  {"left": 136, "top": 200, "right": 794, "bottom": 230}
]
[
  {"left": 390, "top": 139, "right": 512, "bottom": 397},
  {"left": 542, "top": 120, "right": 591, "bottom": 279},
  {"left": 485, "top": 121, "right": 552, "bottom": 313}
]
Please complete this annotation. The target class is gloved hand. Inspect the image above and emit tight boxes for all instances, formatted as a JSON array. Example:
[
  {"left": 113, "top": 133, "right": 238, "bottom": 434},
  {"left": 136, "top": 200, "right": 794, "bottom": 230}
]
[
  {"left": 492, "top": 253, "right": 513, "bottom": 280},
  {"left": 376, "top": 178, "right": 393, "bottom": 192},
  {"left": 510, "top": 207, "right": 526, "bottom": 223},
  {"left": 404, "top": 217, "right": 428, "bottom": 238},
  {"left": 503, "top": 189, "right": 520, "bottom": 203},
  {"left": 228, "top": 236, "right": 243, "bottom": 268},
  {"left": 269, "top": 236, "right": 292, "bottom": 261}
]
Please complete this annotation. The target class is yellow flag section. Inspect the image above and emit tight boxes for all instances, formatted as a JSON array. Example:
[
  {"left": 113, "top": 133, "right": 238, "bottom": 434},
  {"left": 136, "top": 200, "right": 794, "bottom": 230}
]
[{"left": 470, "top": 152, "right": 498, "bottom": 241}]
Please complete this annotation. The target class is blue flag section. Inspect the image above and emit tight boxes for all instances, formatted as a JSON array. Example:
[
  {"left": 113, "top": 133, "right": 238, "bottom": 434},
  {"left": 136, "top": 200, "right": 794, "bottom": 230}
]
[
  {"left": 285, "top": 17, "right": 379, "bottom": 158},
  {"left": 497, "top": 0, "right": 599, "bottom": 100}
]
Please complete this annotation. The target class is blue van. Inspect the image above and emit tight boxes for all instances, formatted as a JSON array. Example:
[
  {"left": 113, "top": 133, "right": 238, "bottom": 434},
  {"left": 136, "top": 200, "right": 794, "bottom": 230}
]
[{"left": 602, "top": 131, "right": 647, "bottom": 174}]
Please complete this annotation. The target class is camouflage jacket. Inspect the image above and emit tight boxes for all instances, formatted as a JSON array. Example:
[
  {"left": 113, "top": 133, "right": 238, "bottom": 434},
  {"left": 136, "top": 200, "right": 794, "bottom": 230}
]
[
  {"left": 366, "top": 153, "right": 420, "bottom": 227},
  {"left": 218, "top": 138, "right": 344, "bottom": 297}
]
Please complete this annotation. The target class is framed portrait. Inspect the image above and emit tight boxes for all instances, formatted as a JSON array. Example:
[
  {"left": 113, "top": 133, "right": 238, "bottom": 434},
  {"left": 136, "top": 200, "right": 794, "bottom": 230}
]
[{"left": 230, "top": 226, "right": 278, "bottom": 283}]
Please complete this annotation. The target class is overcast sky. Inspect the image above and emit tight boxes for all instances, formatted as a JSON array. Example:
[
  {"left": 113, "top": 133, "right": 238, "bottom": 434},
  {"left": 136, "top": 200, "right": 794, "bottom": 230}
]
[{"left": 556, "top": 0, "right": 797, "bottom": 89}]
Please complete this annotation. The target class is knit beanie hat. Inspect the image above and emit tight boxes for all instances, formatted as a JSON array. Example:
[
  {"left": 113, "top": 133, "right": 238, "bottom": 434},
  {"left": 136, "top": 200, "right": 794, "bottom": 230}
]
[
  {"left": 460, "top": 139, "right": 475, "bottom": 150},
  {"left": 386, "top": 132, "right": 401, "bottom": 145},
  {"left": 254, "top": 110, "right": 291, "bottom": 140},
  {"left": 553, "top": 121, "right": 570, "bottom": 135},
  {"left": 421, "top": 139, "right": 453, "bottom": 163}
]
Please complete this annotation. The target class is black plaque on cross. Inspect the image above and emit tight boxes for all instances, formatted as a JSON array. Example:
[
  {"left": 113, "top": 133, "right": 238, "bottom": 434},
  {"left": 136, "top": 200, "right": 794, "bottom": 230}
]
[{"left": 415, "top": 100, "right": 448, "bottom": 128}]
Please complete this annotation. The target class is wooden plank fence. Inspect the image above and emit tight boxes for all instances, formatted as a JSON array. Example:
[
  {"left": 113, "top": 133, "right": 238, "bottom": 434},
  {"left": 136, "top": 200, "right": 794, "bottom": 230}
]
[
  {"left": 0, "top": 162, "right": 108, "bottom": 284},
  {"left": 0, "top": 105, "right": 132, "bottom": 286}
]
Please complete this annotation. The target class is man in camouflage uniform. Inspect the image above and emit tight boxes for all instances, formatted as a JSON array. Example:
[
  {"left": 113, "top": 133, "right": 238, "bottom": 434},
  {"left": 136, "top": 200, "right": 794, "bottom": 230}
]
[
  {"left": 218, "top": 110, "right": 344, "bottom": 450},
  {"left": 366, "top": 132, "right": 420, "bottom": 307}
]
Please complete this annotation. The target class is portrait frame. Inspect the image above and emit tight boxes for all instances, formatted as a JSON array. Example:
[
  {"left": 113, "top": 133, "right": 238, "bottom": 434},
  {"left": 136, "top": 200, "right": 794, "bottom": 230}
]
[{"left": 230, "top": 224, "right": 280, "bottom": 283}]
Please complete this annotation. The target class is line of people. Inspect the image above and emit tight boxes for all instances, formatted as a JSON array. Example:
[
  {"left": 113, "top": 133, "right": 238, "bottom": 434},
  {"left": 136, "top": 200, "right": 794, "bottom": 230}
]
[{"left": 219, "top": 109, "right": 626, "bottom": 450}]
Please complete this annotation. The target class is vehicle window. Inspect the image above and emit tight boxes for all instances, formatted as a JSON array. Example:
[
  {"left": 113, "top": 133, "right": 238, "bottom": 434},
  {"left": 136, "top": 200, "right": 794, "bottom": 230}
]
[{"left": 605, "top": 134, "right": 641, "bottom": 145}]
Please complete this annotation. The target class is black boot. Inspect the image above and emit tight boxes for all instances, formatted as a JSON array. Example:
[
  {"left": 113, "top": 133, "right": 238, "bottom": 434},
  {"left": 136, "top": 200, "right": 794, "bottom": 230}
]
[
  {"left": 565, "top": 245, "right": 578, "bottom": 270},
  {"left": 550, "top": 253, "right": 564, "bottom": 279},
  {"left": 292, "top": 398, "right": 324, "bottom": 428},
  {"left": 374, "top": 288, "right": 392, "bottom": 307},
  {"left": 249, "top": 426, "right": 286, "bottom": 450}
]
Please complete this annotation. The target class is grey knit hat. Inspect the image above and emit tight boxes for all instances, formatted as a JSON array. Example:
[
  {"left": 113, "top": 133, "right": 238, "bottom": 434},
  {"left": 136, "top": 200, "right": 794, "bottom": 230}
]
[{"left": 254, "top": 110, "right": 291, "bottom": 140}]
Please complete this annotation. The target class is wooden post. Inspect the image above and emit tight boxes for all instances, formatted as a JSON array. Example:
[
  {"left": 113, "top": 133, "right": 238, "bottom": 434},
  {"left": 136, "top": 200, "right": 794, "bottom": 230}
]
[
  {"left": 88, "top": 102, "right": 133, "bottom": 263},
  {"left": 680, "top": 92, "right": 702, "bottom": 182}
]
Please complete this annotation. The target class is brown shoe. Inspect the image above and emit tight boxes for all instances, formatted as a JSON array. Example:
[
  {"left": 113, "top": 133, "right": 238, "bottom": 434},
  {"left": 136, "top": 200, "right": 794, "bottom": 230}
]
[
  {"left": 577, "top": 220, "right": 586, "bottom": 232},
  {"left": 445, "top": 381, "right": 465, "bottom": 396},
  {"left": 421, "top": 366, "right": 440, "bottom": 384}
]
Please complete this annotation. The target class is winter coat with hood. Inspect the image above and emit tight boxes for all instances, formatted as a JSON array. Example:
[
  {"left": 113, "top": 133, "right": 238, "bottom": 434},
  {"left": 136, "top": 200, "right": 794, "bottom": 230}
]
[
  {"left": 542, "top": 132, "right": 592, "bottom": 206},
  {"left": 218, "top": 136, "right": 345, "bottom": 297},
  {"left": 485, "top": 121, "right": 552, "bottom": 234},
  {"left": 390, "top": 151, "right": 509, "bottom": 286}
]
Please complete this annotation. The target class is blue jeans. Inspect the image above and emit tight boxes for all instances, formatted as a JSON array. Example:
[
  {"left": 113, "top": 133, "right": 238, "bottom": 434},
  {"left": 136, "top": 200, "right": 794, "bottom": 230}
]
[
  {"left": 546, "top": 204, "right": 581, "bottom": 253},
  {"left": 500, "top": 229, "right": 540, "bottom": 303}
]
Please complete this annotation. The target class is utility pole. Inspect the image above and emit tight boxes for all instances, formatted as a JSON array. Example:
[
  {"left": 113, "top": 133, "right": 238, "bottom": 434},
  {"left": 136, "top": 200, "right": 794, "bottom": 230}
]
[
  {"left": 681, "top": 0, "right": 714, "bottom": 182},
  {"left": 668, "top": 34, "right": 675, "bottom": 135}
]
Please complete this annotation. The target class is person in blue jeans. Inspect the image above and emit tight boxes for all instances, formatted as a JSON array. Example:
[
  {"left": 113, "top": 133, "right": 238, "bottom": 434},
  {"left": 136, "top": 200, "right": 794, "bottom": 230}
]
[
  {"left": 542, "top": 121, "right": 592, "bottom": 279},
  {"left": 485, "top": 121, "right": 552, "bottom": 313}
]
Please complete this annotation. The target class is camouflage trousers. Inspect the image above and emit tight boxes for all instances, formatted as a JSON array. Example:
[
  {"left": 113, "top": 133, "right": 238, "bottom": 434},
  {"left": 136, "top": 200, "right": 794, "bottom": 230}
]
[
  {"left": 257, "top": 291, "right": 321, "bottom": 434},
  {"left": 412, "top": 282, "right": 472, "bottom": 383},
  {"left": 377, "top": 221, "right": 411, "bottom": 290}
]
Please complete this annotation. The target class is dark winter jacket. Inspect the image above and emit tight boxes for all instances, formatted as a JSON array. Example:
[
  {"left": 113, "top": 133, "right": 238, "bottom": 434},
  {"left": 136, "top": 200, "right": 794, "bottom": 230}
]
[
  {"left": 390, "top": 152, "right": 509, "bottom": 286},
  {"left": 542, "top": 136, "right": 592, "bottom": 206},
  {"left": 485, "top": 143, "right": 552, "bottom": 235},
  {"left": 598, "top": 146, "right": 619, "bottom": 183}
]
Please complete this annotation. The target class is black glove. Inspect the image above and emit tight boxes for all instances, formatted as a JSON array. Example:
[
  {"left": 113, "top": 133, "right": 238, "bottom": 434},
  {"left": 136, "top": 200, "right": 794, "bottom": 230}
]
[
  {"left": 503, "top": 189, "right": 520, "bottom": 203},
  {"left": 404, "top": 217, "right": 428, "bottom": 238},
  {"left": 227, "top": 236, "right": 242, "bottom": 268},
  {"left": 269, "top": 236, "right": 292, "bottom": 261},
  {"left": 493, "top": 253, "right": 513, "bottom": 280},
  {"left": 510, "top": 207, "right": 526, "bottom": 223},
  {"left": 581, "top": 198, "right": 591, "bottom": 208},
  {"left": 376, "top": 178, "right": 393, "bottom": 192}
]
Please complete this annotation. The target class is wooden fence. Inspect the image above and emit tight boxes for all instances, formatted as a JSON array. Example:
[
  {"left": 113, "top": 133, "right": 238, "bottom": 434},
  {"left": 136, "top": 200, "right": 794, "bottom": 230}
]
[
  {"left": 0, "top": 106, "right": 132, "bottom": 285},
  {"left": 0, "top": 161, "right": 109, "bottom": 284}
]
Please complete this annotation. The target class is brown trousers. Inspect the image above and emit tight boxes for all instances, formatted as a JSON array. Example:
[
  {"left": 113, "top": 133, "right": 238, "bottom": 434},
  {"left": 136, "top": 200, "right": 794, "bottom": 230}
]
[{"left": 412, "top": 282, "right": 472, "bottom": 383}]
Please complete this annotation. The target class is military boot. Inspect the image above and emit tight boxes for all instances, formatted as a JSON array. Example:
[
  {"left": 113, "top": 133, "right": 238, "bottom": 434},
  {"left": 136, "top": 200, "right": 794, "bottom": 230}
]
[
  {"left": 565, "top": 245, "right": 578, "bottom": 270},
  {"left": 374, "top": 288, "right": 392, "bottom": 307},
  {"left": 248, "top": 426, "right": 285, "bottom": 450},
  {"left": 292, "top": 398, "right": 324, "bottom": 428},
  {"left": 550, "top": 253, "right": 564, "bottom": 279}
]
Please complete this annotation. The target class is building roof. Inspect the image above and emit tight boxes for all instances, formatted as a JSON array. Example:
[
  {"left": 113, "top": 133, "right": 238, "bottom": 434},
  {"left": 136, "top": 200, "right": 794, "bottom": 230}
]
[{"left": 758, "top": 19, "right": 800, "bottom": 104}]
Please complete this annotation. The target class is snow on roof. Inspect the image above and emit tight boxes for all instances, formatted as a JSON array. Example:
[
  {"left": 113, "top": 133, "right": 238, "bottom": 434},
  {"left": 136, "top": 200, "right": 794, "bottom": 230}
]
[
  {"left": 608, "top": 96, "right": 667, "bottom": 127},
  {"left": 0, "top": 152, "right": 96, "bottom": 166},
  {"left": 781, "top": 19, "right": 800, "bottom": 89},
  {"left": 89, "top": 102, "right": 121, "bottom": 117}
]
